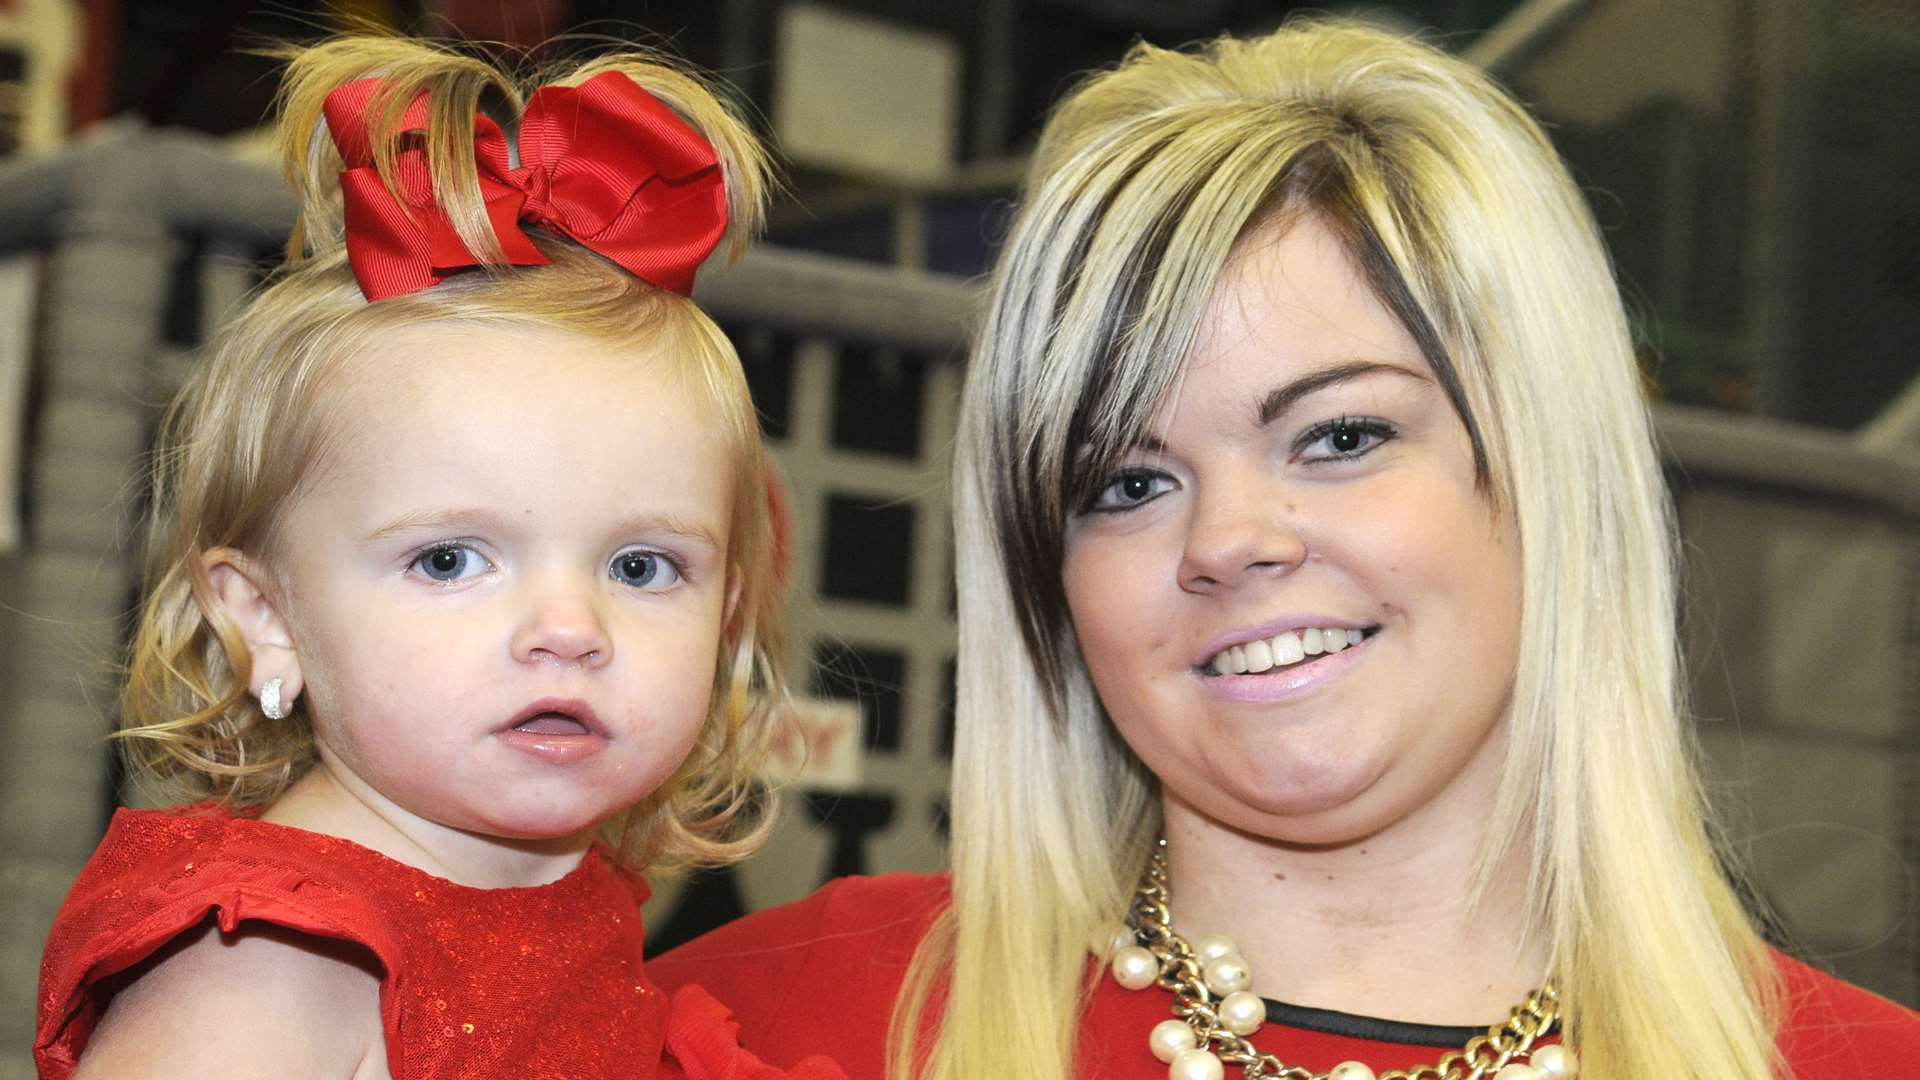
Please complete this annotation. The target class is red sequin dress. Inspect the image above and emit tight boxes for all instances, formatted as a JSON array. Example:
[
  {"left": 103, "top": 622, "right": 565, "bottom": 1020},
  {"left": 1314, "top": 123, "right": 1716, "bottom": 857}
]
[{"left": 36, "top": 805, "right": 844, "bottom": 1080}]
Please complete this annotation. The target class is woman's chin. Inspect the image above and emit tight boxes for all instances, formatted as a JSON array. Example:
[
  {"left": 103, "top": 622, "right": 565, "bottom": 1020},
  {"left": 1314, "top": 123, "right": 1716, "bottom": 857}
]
[{"left": 1172, "top": 762, "right": 1398, "bottom": 846}]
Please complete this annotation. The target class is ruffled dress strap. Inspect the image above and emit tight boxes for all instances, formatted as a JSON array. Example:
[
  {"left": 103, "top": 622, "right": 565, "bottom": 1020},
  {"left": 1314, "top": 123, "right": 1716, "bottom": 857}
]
[{"left": 36, "top": 805, "right": 400, "bottom": 1077}]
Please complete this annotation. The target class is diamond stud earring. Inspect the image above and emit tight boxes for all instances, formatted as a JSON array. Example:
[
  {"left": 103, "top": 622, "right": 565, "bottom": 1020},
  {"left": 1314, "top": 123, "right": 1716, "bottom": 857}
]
[{"left": 260, "top": 676, "right": 287, "bottom": 720}]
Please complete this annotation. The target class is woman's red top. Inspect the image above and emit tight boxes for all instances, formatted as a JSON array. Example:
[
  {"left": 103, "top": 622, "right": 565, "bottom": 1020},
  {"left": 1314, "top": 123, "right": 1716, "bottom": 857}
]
[
  {"left": 37, "top": 805, "right": 844, "bottom": 1080},
  {"left": 649, "top": 872, "right": 1920, "bottom": 1078}
]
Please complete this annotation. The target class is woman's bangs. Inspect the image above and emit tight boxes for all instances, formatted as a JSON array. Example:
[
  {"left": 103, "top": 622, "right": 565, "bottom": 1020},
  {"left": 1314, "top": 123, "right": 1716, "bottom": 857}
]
[{"left": 1047, "top": 120, "right": 1306, "bottom": 518}]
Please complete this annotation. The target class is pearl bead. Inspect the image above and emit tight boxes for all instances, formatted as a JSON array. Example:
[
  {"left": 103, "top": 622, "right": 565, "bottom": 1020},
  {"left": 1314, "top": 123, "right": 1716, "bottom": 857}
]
[
  {"left": 1149, "top": 1019, "right": 1198, "bottom": 1063},
  {"left": 1493, "top": 1065, "right": 1541, "bottom": 1080},
  {"left": 1216, "top": 990, "right": 1265, "bottom": 1036},
  {"left": 1111, "top": 945, "right": 1160, "bottom": 990},
  {"left": 1191, "top": 932, "right": 1239, "bottom": 961},
  {"left": 1326, "top": 1063, "right": 1377, "bottom": 1080},
  {"left": 1530, "top": 1045, "right": 1578, "bottom": 1078},
  {"left": 1201, "top": 953, "right": 1251, "bottom": 996},
  {"left": 1168, "top": 1047, "right": 1225, "bottom": 1080}
]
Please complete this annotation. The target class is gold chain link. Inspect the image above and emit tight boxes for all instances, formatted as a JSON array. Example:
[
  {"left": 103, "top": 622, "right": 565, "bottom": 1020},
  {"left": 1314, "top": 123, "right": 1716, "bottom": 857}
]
[{"left": 1126, "top": 842, "right": 1560, "bottom": 1080}]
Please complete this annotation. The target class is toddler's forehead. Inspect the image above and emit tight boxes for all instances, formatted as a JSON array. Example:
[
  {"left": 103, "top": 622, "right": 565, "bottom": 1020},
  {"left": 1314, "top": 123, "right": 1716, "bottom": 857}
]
[
  {"left": 324, "top": 321, "right": 709, "bottom": 415},
  {"left": 281, "top": 335, "right": 738, "bottom": 522}
]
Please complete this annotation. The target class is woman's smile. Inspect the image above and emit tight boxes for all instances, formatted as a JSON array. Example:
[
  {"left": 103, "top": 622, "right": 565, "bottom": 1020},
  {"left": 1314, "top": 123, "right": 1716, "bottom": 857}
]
[
  {"left": 1197, "top": 622, "right": 1374, "bottom": 674},
  {"left": 1195, "top": 624, "right": 1381, "bottom": 705}
]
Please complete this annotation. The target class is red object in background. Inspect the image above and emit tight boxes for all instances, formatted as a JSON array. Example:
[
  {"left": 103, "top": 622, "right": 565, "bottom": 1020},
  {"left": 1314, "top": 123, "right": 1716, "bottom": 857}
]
[
  {"left": 764, "top": 458, "right": 795, "bottom": 589},
  {"left": 67, "top": 0, "right": 115, "bottom": 131},
  {"left": 434, "top": 0, "right": 573, "bottom": 51}
]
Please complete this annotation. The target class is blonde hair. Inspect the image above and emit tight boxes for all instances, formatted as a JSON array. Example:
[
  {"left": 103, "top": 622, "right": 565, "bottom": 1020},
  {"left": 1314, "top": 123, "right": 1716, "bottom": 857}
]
[
  {"left": 899, "top": 18, "right": 1782, "bottom": 1079},
  {"left": 118, "top": 35, "right": 782, "bottom": 873}
]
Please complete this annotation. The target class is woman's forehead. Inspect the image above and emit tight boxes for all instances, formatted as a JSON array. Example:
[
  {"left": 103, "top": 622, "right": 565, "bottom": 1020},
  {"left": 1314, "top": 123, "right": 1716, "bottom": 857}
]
[
  {"left": 1114, "top": 218, "right": 1426, "bottom": 428},
  {"left": 1201, "top": 216, "right": 1422, "bottom": 358}
]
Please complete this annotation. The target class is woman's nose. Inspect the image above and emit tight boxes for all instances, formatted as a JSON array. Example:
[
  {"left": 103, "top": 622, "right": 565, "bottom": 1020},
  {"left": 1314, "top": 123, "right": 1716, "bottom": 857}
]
[
  {"left": 1176, "top": 480, "right": 1307, "bottom": 593},
  {"left": 510, "top": 576, "right": 613, "bottom": 667}
]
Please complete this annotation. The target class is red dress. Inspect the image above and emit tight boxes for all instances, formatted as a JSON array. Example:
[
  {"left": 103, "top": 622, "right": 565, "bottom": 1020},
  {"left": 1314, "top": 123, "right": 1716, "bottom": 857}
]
[
  {"left": 648, "top": 872, "right": 1920, "bottom": 1078},
  {"left": 37, "top": 805, "right": 845, "bottom": 1080}
]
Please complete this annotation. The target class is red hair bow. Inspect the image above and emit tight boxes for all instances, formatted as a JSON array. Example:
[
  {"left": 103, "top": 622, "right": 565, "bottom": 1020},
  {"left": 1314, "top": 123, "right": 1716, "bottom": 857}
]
[{"left": 323, "top": 71, "right": 727, "bottom": 300}]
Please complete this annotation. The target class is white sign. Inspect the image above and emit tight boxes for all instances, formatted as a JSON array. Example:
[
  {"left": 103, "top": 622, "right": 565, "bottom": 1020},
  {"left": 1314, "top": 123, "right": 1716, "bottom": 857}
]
[
  {"left": 761, "top": 694, "right": 864, "bottom": 791},
  {"left": 774, "top": 3, "right": 960, "bottom": 184}
]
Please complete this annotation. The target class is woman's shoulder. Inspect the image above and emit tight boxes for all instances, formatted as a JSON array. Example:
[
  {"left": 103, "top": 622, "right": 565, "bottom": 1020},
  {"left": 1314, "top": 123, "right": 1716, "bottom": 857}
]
[
  {"left": 658, "top": 984, "right": 848, "bottom": 1080},
  {"left": 1772, "top": 950, "right": 1920, "bottom": 1073},
  {"left": 646, "top": 873, "right": 949, "bottom": 1075},
  {"left": 652, "top": 871, "right": 948, "bottom": 974}
]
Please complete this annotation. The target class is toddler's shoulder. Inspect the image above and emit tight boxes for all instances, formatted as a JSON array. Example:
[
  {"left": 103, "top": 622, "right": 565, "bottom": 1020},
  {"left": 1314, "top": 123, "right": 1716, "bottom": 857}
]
[
  {"left": 36, "top": 805, "right": 391, "bottom": 1078},
  {"left": 57, "top": 917, "right": 384, "bottom": 1079},
  {"left": 1772, "top": 950, "right": 1920, "bottom": 1075}
]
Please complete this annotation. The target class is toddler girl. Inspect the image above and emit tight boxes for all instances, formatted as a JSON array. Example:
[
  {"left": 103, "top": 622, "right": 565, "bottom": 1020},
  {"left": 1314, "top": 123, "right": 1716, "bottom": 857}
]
[{"left": 35, "top": 35, "right": 837, "bottom": 1080}]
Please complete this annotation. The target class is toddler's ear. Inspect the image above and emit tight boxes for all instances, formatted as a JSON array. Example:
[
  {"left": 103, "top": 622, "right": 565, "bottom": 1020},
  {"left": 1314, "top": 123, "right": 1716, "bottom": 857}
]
[{"left": 203, "top": 549, "right": 306, "bottom": 714}]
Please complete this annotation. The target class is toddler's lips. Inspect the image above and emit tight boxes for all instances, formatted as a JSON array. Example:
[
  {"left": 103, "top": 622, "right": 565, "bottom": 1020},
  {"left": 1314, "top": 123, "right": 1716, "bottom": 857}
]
[
  {"left": 514, "top": 714, "right": 590, "bottom": 736},
  {"left": 497, "top": 698, "right": 608, "bottom": 763},
  {"left": 500, "top": 698, "right": 606, "bottom": 737}
]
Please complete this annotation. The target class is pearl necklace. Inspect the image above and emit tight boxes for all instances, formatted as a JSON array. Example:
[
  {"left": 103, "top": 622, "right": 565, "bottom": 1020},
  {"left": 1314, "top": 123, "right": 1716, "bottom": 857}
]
[{"left": 1108, "top": 841, "right": 1577, "bottom": 1080}]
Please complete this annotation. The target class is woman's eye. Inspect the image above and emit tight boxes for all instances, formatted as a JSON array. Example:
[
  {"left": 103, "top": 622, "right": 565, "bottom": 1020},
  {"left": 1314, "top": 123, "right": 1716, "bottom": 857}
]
[
  {"left": 411, "top": 545, "right": 489, "bottom": 583},
  {"left": 1089, "top": 470, "right": 1175, "bottom": 512},
  {"left": 610, "top": 550, "right": 682, "bottom": 590},
  {"left": 1299, "top": 418, "right": 1395, "bottom": 461}
]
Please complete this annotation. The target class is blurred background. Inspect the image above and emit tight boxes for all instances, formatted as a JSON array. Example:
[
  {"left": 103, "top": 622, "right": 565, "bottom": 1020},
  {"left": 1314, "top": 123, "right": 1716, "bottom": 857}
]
[{"left": 0, "top": 0, "right": 1915, "bottom": 1072}]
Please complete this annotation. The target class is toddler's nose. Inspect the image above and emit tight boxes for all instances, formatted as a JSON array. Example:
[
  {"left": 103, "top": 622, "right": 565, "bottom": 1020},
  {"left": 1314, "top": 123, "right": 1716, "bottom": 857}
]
[{"left": 511, "top": 581, "right": 612, "bottom": 667}]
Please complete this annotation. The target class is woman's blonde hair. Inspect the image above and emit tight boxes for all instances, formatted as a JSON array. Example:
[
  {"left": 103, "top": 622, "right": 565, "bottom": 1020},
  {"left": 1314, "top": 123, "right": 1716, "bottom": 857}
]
[
  {"left": 898, "top": 18, "right": 1781, "bottom": 1079},
  {"left": 117, "top": 35, "right": 783, "bottom": 873}
]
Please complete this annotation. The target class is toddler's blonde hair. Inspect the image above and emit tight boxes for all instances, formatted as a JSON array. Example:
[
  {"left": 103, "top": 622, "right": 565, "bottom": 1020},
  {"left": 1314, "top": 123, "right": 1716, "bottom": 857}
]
[{"left": 118, "top": 35, "right": 780, "bottom": 873}]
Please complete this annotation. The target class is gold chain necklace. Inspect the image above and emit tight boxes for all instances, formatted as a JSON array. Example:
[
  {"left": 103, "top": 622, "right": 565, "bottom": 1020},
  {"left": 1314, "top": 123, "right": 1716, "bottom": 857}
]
[{"left": 1109, "top": 840, "right": 1577, "bottom": 1080}]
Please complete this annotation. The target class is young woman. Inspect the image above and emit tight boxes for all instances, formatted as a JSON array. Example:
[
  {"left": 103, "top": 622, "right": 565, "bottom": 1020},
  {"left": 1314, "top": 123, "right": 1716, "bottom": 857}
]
[{"left": 650, "top": 18, "right": 1920, "bottom": 1078}]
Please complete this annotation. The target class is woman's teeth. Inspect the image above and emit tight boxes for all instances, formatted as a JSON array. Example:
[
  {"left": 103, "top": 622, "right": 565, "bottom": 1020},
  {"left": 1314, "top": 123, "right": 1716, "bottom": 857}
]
[{"left": 1208, "top": 628, "right": 1365, "bottom": 675}]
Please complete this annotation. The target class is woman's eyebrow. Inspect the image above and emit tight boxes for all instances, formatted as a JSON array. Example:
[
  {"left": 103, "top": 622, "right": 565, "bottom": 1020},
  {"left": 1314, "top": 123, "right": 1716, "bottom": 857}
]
[{"left": 1256, "top": 360, "right": 1428, "bottom": 426}]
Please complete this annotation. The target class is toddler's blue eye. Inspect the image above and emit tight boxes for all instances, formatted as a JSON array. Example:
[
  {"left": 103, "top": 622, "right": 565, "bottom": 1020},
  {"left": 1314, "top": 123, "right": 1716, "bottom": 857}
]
[
  {"left": 611, "top": 551, "right": 681, "bottom": 590},
  {"left": 413, "top": 545, "right": 487, "bottom": 582}
]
